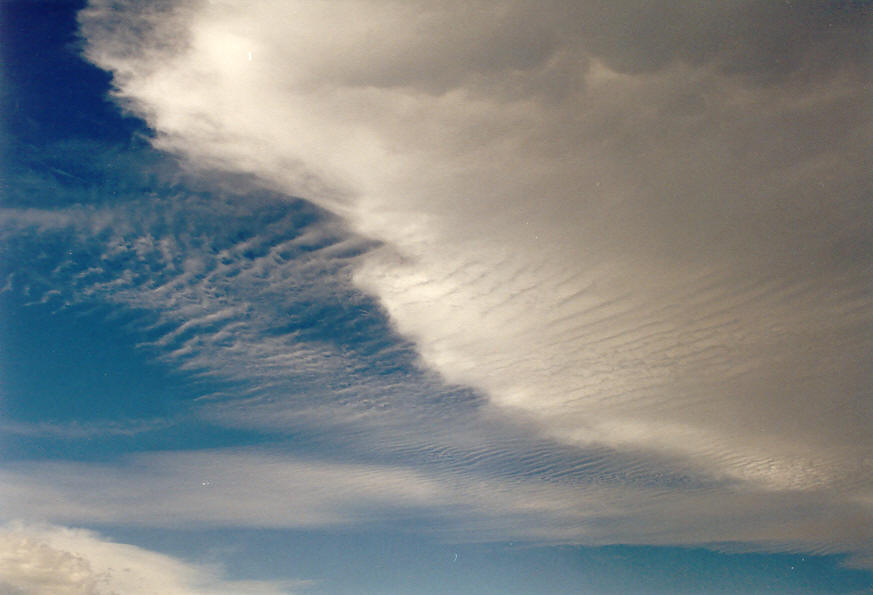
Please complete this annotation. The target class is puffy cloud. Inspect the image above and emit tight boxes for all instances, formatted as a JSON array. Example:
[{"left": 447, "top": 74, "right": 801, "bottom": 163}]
[
  {"left": 0, "top": 522, "right": 302, "bottom": 594},
  {"left": 78, "top": 0, "right": 872, "bottom": 562}
]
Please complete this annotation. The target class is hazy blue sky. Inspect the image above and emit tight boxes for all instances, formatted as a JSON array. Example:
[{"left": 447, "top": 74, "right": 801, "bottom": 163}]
[{"left": 1, "top": 1, "right": 872, "bottom": 593}]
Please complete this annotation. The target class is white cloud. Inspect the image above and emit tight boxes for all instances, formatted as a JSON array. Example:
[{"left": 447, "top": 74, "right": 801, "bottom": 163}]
[
  {"left": 0, "top": 451, "right": 450, "bottom": 529},
  {"left": 0, "top": 522, "right": 304, "bottom": 594},
  {"left": 77, "top": 0, "right": 873, "bottom": 563}
]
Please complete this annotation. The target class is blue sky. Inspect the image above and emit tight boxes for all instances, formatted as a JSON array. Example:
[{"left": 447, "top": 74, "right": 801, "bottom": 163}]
[{"left": 1, "top": 1, "right": 872, "bottom": 593}]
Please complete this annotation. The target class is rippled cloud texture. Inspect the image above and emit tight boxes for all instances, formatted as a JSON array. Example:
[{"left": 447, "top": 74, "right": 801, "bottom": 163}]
[
  {"left": 71, "top": 0, "right": 873, "bottom": 563},
  {"left": 5, "top": 0, "right": 870, "bottom": 586}
]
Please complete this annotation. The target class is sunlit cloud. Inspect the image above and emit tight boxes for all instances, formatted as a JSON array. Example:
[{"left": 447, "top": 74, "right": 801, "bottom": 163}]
[
  {"left": 0, "top": 522, "right": 305, "bottom": 594},
  {"left": 3, "top": 0, "right": 863, "bottom": 570}
]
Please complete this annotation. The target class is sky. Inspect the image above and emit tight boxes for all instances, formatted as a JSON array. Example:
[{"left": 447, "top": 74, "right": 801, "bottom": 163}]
[{"left": 1, "top": 1, "right": 871, "bottom": 593}]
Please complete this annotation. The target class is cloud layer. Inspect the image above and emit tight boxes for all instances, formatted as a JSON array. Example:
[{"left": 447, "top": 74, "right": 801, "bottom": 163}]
[
  {"left": 1, "top": 447, "right": 871, "bottom": 568},
  {"left": 61, "top": 0, "right": 873, "bottom": 565}
]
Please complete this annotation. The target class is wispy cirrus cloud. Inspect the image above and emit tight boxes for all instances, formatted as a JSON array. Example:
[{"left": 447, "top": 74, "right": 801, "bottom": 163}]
[
  {"left": 1, "top": 152, "right": 480, "bottom": 454},
  {"left": 0, "top": 418, "right": 173, "bottom": 440},
  {"left": 1, "top": 161, "right": 400, "bottom": 396}
]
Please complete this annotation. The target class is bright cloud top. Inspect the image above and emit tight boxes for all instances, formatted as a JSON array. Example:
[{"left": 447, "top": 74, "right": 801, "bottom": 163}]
[{"left": 78, "top": 0, "right": 872, "bottom": 562}]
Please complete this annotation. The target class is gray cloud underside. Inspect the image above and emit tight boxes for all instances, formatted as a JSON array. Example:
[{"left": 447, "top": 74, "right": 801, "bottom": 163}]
[{"left": 9, "top": 0, "right": 869, "bottom": 564}]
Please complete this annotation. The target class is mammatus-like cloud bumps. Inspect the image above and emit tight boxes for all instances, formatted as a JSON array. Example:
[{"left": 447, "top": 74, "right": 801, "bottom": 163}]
[{"left": 74, "top": 0, "right": 872, "bottom": 563}]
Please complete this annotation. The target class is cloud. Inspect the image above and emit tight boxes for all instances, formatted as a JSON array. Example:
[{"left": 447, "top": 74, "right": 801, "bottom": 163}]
[
  {"left": 0, "top": 522, "right": 304, "bottom": 594},
  {"left": 0, "top": 450, "right": 449, "bottom": 529},
  {"left": 1, "top": 449, "right": 871, "bottom": 565},
  {"left": 0, "top": 418, "right": 173, "bottom": 439},
  {"left": 75, "top": 0, "right": 873, "bottom": 564},
  {"left": 0, "top": 175, "right": 465, "bottom": 441},
  {"left": 7, "top": 158, "right": 870, "bottom": 569},
  {"left": 1, "top": 166, "right": 393, "bottom": 392}
]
